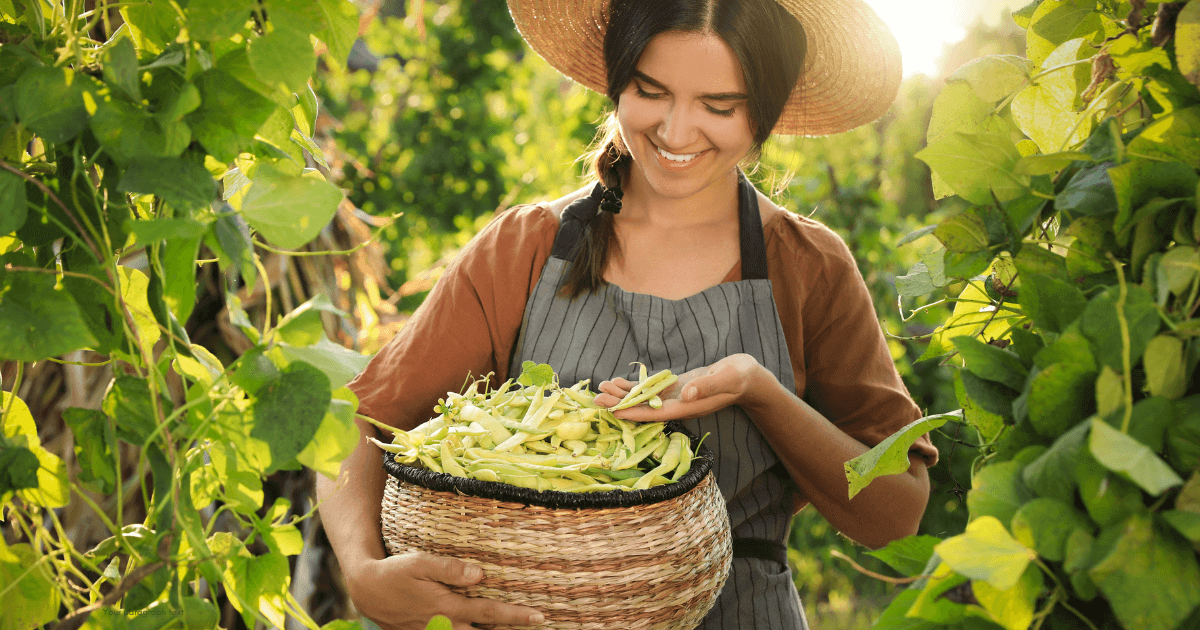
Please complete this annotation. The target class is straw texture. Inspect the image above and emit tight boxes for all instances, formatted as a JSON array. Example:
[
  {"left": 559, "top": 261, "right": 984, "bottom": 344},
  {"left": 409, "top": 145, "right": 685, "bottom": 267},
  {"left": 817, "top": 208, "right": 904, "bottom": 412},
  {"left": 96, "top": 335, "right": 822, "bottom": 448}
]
[
  {"left": 506, "top": 0, "right": 902, "bottom": 137},
  {"left": 380, "top": 426, "right": 733, "bottom": 629}
]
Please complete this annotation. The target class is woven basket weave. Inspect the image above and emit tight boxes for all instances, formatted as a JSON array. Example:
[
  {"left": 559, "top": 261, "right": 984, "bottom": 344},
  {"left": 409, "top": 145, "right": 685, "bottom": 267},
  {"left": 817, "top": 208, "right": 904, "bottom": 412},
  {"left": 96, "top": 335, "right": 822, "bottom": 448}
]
[{"left": 380, "top": 424, "right": 732, "bottom": 630}]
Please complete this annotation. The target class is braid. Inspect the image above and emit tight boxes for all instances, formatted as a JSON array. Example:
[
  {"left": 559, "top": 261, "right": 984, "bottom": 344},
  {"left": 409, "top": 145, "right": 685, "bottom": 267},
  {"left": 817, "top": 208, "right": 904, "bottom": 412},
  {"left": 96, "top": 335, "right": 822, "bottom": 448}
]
[{"left": 561, "top": 115, "right": 629, "bottom": 298}]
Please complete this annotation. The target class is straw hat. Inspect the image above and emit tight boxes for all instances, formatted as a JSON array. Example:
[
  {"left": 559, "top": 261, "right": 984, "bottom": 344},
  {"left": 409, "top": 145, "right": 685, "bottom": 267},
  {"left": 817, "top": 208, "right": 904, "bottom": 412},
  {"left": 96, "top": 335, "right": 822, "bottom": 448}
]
[{"left": 507, "top": 0, "right": 903, "bottom": 136}]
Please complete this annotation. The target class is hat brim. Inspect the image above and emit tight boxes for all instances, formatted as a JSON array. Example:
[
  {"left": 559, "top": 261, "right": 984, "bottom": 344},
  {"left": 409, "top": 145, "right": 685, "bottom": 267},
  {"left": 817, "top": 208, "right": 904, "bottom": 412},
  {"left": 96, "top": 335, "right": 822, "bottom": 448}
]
[{"left": 507, "top": 0, "right": 903, "bottom": 136}]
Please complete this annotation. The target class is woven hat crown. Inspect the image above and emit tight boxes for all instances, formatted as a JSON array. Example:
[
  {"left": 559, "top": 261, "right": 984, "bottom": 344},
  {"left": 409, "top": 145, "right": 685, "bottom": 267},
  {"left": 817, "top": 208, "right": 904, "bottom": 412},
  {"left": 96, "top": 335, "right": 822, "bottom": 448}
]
[{"left": 507, "top": 0, "right": 903, "bottom": 136}]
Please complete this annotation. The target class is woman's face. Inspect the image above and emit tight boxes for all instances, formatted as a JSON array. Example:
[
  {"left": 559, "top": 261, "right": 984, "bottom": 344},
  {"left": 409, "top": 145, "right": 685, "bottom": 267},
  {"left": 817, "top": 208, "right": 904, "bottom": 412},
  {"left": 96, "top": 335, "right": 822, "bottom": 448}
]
[{"left": 616, "top": 31, "right": 755, "bottom": 203}]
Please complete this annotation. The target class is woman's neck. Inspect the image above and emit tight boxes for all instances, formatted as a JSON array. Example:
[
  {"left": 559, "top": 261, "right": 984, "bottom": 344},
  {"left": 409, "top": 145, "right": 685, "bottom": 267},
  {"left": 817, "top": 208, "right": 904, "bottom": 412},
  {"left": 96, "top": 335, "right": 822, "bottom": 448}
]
[{"left": 616, "top": 165, "right": 741, "bottom": 229}]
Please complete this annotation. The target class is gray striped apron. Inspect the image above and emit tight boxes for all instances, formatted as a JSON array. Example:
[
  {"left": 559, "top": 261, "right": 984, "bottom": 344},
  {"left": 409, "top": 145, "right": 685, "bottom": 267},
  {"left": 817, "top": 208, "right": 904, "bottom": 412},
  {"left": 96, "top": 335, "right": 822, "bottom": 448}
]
[{"left": 510, "top": 174, "right": 809, "bottom": 629}]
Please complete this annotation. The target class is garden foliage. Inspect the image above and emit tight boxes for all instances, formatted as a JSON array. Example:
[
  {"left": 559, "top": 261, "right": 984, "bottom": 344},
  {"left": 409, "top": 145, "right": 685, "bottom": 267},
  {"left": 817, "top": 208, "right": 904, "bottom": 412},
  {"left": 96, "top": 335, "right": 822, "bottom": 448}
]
[
  {"left": 0, "top": 0, "right": 369, "bottom": 628},
  {"left": 849, "top": 1, "right": 1200, "bottom": 629}
]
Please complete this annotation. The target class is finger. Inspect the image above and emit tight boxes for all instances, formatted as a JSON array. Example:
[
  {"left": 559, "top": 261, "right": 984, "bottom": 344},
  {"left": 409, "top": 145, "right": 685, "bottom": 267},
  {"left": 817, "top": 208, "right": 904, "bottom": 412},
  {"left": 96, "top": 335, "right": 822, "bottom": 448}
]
[
  {"left": 460, "top": 597, "right": 545, "bottom": 627},
  {"left": 598, "top": 378, "right": 633, "bottom": 395},
  {"left": 406, "top": 553, "right": 485, "bottom": 587},
  {"left": 593, "top": 392, "right": 623, "bottom": 408}
]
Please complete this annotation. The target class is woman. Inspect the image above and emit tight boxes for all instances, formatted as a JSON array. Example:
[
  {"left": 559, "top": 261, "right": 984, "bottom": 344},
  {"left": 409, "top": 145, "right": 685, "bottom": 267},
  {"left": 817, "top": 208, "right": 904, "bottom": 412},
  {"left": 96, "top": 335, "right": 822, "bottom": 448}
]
[{"left": 317, "top": 0, "right": 939, "bottom": 628}]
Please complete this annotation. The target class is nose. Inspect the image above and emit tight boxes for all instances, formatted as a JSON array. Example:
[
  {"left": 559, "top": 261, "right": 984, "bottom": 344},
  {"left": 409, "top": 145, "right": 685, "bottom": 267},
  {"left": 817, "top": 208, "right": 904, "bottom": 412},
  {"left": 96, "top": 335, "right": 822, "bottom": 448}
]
[{"left": 656, "top": 102, "right": 699, "bottom": 151}]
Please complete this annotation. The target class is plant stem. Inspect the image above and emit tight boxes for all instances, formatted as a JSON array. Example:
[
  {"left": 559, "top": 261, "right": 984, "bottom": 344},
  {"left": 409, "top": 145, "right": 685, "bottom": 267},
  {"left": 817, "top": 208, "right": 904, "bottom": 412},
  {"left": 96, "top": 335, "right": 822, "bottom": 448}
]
[{"left": 1108, "top": 254, "right": 1135, "bottom": 432}]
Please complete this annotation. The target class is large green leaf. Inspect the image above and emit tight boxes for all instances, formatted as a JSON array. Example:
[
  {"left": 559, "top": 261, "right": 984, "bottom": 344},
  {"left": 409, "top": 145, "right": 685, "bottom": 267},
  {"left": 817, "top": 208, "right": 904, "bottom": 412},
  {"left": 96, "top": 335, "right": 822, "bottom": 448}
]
[
  {"left": 1012, "top": 38, "right": 1095, "bottom": 153},
  {"left": 967, "top": 460, "right": 1034, "bottom": 525},
  {"left": 223, "top": 547, "right": 291, "bottom": 629},
  {"left": 1026, "top": 362, "right": 1094, "bottom": 438},
  {"left": 1023, "top": 420, "right": 1088, "bottom": 507},
  {"left": 1167, "top": 396, "right": 1200, "bottom": 472},
  {"left": 90, "top": 97, "right": 191, "bottom": 164},
  {"left": 103, "top": 375, "right": 174, "bottom": 447},
  {"left": 1144, "top": 335, "right": 1188, "bottom": 400},
  {"left": 916, "top": 130, "right": 1028, "bottom": 205},
  {"left": 949, "top": 55, "right": 1033, "bottom": 103},
  {"left": 1089, "top": 417, "right": 1182, "bottom": 496},
  {"left": 295, "top": 388, "right": 358, "bottom": 480},
  {"left": 250, "top": 361, "right": 332, "bottom": 474},
  {"left": 273, "top": 337, "right": 370, "bottom": 392},
  {"left": 240, "top": 165, "right": 343, "bottom": 249},
  {"left": 117, "top": 156, "right": 218, "bottom": 212},
  {"left": 954, "top": 370, "right": 1004, "bottom": 443},
  {"left": 274, "top": 294, "right": 346, "bottom": 347},
  {"left": 935, "top": 515, "right": 1036, "bottom": 591},
  {"left": 1079, "top": 285, "right": 1160, "bottom": 372},
  {"left": 63, "top": 407, "right": 116, "bottom": 495},
  {"left": 185, "top": 0, "right": 254, "bottom": 41},
  {"left": 1075, "top": 450, "right": 1146, "bottom": 527},
  {"left": 315, "top": 0, "right": 360, "bottom": 66},
  {"left": 0, "top": 170, "right": 27, "bottom": 235},
  {"left": 865, "top": 535, "right": 942, "bottom": 577},
  {"left": 958, "top": 370, "right": 1018, "bottom": 420},
  {"left": 1054, "top": 162, "right": 1117, "bottom": 217},
  {"left": 14, "top": 66, "right": 100, "bottom": 144},
  {"left": 972, "top": 564, "right": 1043, "bottom": 630},
  {"left": 1, "top": 392, "right": 69, "bottom": 509},
  {"left": 186, "top": 69, "right": 278, "bottom": 163},
  {"left": 1127, "top": 106, "right": 1200, "bottom": 165},
  {"left": 101, "top": 37, "right": 141, "bottom": 103},
  {"left": 1157, "top": 246, "right": 1200, "bottom": 303},
  {"left": 1010, "top": 497, "right": 1093, "bottom": 562},
  {"left": 844, "top": 411, "right": 959, "bottom": 499},
  {"left": 1108, "top": 160, "right": 1199, "bottom": 244},
  {"left": 1088, "top": 513, "right": 1200, "bottom": 630},
  {"left": 248, "top": 27, "right": 316, "bottom": 93},
  {"left": 951, "top": 336, "right": 1028, "bottom": 391},
  {"left": 160, "top": 236, "right": 201, "bottom": 325},
  {"left": 1180, "top": 0, "right": 1200, "bottom": 88},
  {"left": 0, "top": 539, "right": 60, "bottom": 630},
  {"left": 0, "top": 270, "right": 97, "bottom": 362},
  {"left": 1025, "top": 0, "right": 1105, "bottom": 65},
  {"left": 1018, "top": 272, "right": 1086, "bottom": 334}
]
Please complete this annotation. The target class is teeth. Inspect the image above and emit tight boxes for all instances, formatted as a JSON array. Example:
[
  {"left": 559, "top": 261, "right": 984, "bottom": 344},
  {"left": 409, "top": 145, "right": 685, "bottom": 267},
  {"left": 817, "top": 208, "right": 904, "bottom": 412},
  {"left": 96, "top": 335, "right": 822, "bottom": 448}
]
[{"left": 657, "top": 146, "right": 700, "bottom": 162}]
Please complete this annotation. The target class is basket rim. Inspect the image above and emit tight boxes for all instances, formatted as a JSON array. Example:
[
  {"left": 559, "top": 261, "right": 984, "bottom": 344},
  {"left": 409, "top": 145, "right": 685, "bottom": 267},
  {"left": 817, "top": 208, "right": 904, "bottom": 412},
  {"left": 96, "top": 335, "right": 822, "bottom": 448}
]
[{"left": 381, "top": 421, "right": 714, "bottom": 509}]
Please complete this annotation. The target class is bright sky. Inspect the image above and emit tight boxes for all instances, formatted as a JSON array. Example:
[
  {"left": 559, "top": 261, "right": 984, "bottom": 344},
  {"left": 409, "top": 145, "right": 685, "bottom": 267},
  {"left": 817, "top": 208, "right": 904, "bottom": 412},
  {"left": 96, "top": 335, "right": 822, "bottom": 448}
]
[{"left": 864, "top": 0, "right": 1030, "bottom": 76}]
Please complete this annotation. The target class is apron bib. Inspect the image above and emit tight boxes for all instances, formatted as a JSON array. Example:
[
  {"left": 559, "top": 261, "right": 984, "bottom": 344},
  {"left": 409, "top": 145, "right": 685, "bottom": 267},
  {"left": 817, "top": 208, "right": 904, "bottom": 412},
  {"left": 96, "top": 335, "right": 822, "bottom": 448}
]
[{"left": 510, "top": 174, "right": 809, "bottom": 629}]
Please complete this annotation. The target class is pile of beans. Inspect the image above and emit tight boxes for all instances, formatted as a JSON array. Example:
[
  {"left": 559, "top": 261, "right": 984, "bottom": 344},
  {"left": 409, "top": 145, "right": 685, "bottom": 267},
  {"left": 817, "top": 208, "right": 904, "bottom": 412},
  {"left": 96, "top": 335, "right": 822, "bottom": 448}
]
[{"left": 370, "top": 366, "right": 695, "bottom": 492}]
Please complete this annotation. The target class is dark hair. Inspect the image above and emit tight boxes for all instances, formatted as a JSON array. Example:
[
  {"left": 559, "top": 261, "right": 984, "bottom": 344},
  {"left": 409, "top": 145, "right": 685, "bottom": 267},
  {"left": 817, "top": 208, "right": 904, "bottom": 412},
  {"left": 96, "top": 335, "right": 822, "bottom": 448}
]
[{"left": 563, "top": 0, "right": 806, "bottom": 297}]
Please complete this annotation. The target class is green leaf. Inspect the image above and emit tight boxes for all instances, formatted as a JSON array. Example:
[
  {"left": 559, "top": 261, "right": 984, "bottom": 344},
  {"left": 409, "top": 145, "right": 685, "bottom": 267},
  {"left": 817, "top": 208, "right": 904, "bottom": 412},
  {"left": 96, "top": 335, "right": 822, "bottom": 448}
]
[
  {"left": 0, "top": 270, "right": 97, "bottom": 362},
  {"left": 972, "top": 564, "right": 1043, "bottom": 630},
  {"left": 1158, "top": 246, "right": 1200, "bottom": 302},
  {"left": 865, "top": 535, "right": 942, "bottom": 577},
  {"left": 208, "top": 211, "right": 257, "bottom": 286},
  {"left": 296, "top": 388, "right": 358, "bottom": 480},
  {"left": 1144, "top": 335, "right": 1188, "bottom": 400},
  {"left": 102, "top": 37, "right": 142, "bottom": 103},
  {"left": 250, "top": 362, "right": 332, "bottom": 473},
  {"left": 1167, "top": 396, "right": 1200, "bottom": 473},
  {"left": 187, "top": 69, "right": 278, "bottom": 163},
  {"left": 517, "top": 360, "right": 557, "bottom": 387},
  {"left": 1027, "top": 362, "right": 1094, "bottom": 438},
  {"left": 958, "top": 370, "right": 1018, "bottom": 420},
  {"left": 949, "top": 55, "right": 1033, "bottom": 103},
  {"left": 125, "top": 218, "right": 208, "bottom": 245},
  {"left": 117, "top": 266, "right": 162, "bottom": 356},
  {"left": 955, "top": 370, "right": 1005, "bottom": 443},
  {"left": 916, "top": 131, "right": 1028, "bottom": 205},
  {"left": 209, "top": 443, "right": 265, "bottom": 511},
  {"left": 256, "top": 105, "right": 305, "bottom": 170},
  {"left": 240, "top": 164, "right": 343, "bottom": 249},
  {"left": 249, "top": 27, "right": 316, "bottom": 93},
  {"left": 63, "top": 407, "right": 117, "bottom": 495},
  {"left": 274, "top": 337, "right": 370, "bottom": 390},
  {"left": 1079, "top": 285, "right": 1160, "bottom": 372},
  {"left": 844, "top": 411, "right": 958, "bottom": 500},
  {"left": 935, "top": 210, "right": 990, "bottom": 254},
  {"left": 1, "top": 392, "right": 69, "bottom": 509},
  {"left": 1010, "top": 497, "right": 1093, "bottom": 561},
  {"left": 1054, "top": 162, "right": 1117, "bottom": 217},
  {"left": 103, "top": 375, "right": 173, "bottom": 447},
  {"left": 897, "top": 260, "right": 937, "bottom": 298},
  {"left": 0, "top": 539, "right": 60, "bottom": 630},
  {"left": 967, "top": 460, "right": 1034, "bottom": 525},
  {"left": 315, "top": 0, "right": 359, "bottom": 67},
  {"left": 906, "top": 562, "right": 974, "bottom": 624},
  {"left": 1088, "top": 513, "right": 1200, "bottom": 630},
  {"left": 1179, "top": 0, "right": 1200, "bottom": 88},
  {"left": 274, "top": 294, "right": 345, "bottom": 347},
  {"left": 15, "top": 66, "right": 99, "bottom": 144},
  {"left": 0, "top": 170, "right": 27, "bottom": 235},
  {"left": 160, "top": 236, "right": 202, "bottom": 325},
  {"left": 1023, "top": 420, "right": 1088, "bottom": 506},
  {"left": 118, "top": 156, "right": 218, "bottom": 212},
  {"left": 223, "top": 549, "right": 290, "bottom": 629},
  {"left": 119, "top": 0, "right": 180, "bottom": 53},
  {"left": 935, "top": 515, "right": 1037, "bottom": 591},
  {"left": 185, "top": 0, "right": 254, "bottom": 41},
  {"left": 1013, "top": 151, "right": 1092, "bottom": 176},
  {"left": 951, "top": 336, "right": 1028, "bottom": 391},
  {"left": 1161, "top": 510, "right": 1200, "bottom": 543},
  {"left": 1012, "top": 39, "right": 1097, "bottom": 154},
  {"left": 1089, "top": 417, "right": 1182, "bottom": 496},
  {"left": 1109, "top": 160, "right": 1199, "bottom": 245},
  {"left": 1127, "top": 106, "right": 1200, "bottom": 165},
  {"left": 1025, "top": 0, "right": 1104, "bottom": 66},
  {"left": 90, "top": 97, "right": 191, "bottom": 164},
  {"left": 1018, "top": 272, "right": 1086, "bottom": 334}
]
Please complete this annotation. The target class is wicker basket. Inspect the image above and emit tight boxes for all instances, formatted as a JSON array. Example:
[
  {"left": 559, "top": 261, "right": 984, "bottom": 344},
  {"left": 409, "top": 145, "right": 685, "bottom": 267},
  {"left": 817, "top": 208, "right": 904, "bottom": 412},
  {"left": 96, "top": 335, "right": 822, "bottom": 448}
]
[{"left": 380, "top": 424, "right": 732, "bottom": 630}]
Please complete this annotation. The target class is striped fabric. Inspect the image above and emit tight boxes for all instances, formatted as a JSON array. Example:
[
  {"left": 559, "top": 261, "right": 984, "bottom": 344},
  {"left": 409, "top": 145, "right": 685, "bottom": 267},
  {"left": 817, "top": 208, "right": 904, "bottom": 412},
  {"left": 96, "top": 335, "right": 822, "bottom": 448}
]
[{"left": 509, "top": 176, "right": 809, "bottom": 629}]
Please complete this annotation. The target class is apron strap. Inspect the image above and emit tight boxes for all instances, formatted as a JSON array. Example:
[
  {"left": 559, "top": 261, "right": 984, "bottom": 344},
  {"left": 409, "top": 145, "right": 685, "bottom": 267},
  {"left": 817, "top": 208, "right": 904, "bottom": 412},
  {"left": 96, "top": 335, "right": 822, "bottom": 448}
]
[{"left": 549, "top": 173, "right": 771, "bottom": 281}]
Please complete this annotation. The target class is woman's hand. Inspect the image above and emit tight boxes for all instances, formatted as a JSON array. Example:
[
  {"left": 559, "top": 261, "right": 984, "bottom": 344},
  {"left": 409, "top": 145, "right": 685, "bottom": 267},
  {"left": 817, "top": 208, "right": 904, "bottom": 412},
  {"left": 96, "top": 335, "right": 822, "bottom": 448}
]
[
  {"left": 594, "top": 353, "right": 772, "bottom": 422},
  {"left": 344, "top": 552, "right": 544, "bottom": 630}
]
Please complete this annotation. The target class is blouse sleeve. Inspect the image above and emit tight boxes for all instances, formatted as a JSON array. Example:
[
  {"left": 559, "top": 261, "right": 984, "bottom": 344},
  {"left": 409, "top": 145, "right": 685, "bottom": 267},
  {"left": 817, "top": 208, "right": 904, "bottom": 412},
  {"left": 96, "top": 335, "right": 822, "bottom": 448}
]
[
  {"left": 770, "top": 214, "right": 939, "bottom": 467},
  {"left": 347, "top": 204, "right": 559, "bottom": 429}
]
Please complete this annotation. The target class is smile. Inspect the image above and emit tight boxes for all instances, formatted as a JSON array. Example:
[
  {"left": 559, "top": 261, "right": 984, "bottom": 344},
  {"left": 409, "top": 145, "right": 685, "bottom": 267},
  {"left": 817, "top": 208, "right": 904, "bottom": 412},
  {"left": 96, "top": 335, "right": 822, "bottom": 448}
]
[{"left": 655, "top": 144, "right": 708, "bottom": 165}]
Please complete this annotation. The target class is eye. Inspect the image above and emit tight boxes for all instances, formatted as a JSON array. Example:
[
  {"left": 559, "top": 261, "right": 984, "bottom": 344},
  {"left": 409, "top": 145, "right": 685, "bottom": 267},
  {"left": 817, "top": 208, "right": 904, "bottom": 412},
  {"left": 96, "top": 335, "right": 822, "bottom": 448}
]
[
  {"left": 705, "top": 104, "right": 736, "bottom": 117},
  {"left": 635, "top": 84, "right": 666, "bottom": 99}
]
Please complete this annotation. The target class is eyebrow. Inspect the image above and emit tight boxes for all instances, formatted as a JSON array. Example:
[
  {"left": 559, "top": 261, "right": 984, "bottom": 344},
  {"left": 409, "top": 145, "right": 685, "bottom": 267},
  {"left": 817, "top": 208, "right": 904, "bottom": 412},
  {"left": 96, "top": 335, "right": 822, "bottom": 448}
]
[{"left": 632, "top": 71, "right": 748, "bottom": 101}]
